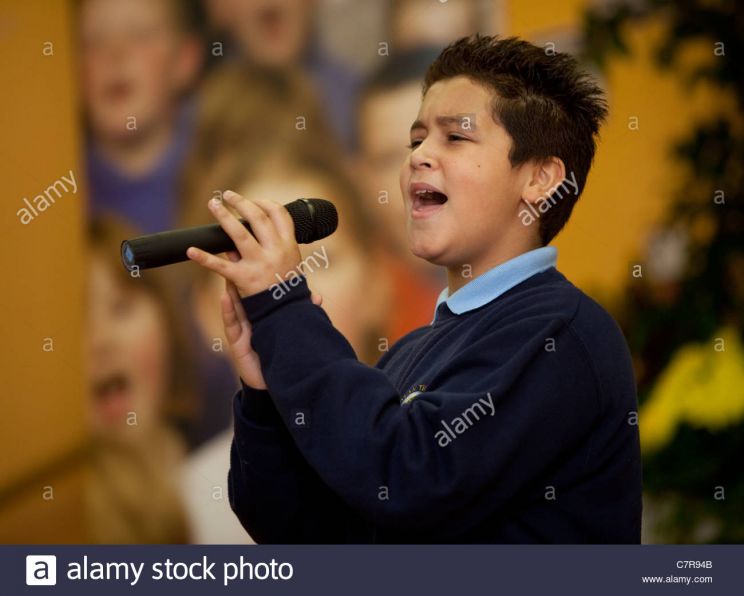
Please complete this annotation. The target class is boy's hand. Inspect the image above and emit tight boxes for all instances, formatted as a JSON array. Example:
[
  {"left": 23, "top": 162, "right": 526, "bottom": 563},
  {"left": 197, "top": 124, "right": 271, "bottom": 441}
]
[
  {"left": 220, "top": 253, "right": 266, "bottom": 390},
  {"left": 220, "top": 251, "right": 323, "bottom": 390},
  {"left": 186, "top": 190, "right": 302, "bottom": 299}
]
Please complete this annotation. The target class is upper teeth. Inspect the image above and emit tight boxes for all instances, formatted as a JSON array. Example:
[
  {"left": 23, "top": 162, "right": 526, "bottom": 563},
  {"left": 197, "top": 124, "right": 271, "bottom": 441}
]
[{"left": 416, "top": 189, "right": 432, "bottom": 195}]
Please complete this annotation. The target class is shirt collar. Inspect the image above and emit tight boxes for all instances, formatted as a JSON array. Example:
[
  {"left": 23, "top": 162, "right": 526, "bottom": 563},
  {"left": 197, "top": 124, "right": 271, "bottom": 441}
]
[{"left": 433, "top": 246, "right": 557, "bottom": 321}]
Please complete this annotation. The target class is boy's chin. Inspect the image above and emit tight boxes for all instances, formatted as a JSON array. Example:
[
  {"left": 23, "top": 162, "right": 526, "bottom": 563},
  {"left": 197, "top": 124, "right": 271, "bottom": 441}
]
[{"left": 407, "top": 237, "right": 448, "bottom": 265}]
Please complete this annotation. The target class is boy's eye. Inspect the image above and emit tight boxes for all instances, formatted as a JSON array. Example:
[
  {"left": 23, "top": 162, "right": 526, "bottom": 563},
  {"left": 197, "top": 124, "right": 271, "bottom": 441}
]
[{"left": 406, "top": 134, "right": 468, "bottom": 149}]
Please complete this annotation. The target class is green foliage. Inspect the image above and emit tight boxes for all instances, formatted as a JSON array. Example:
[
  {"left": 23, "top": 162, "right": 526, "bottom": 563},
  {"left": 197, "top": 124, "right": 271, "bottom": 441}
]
[{"left": 581, "top": 0, "right": 744, "bottom": 542}]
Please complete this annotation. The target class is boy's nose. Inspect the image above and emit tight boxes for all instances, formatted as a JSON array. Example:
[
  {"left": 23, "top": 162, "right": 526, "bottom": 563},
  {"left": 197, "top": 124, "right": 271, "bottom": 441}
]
[{"left": 410, "top": 143, "right": 436, "bottom": 170}]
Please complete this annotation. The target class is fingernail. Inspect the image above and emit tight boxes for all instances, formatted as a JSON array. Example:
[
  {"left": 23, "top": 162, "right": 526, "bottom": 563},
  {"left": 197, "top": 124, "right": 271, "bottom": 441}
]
[{"left": 210, "top": 198, "right": 221, "bottom": 208}]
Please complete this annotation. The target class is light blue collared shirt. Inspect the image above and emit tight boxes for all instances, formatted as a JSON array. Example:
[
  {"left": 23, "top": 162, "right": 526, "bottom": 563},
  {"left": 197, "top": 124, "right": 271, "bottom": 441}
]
[{"left": 432, "top": 246, "right": 558, "bottom": 322}]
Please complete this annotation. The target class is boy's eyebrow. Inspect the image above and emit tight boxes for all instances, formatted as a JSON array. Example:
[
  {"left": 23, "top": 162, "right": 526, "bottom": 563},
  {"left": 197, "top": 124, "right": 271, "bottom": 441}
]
[{"left": 410, "top": 115, "right": 478, "bottom": 132}]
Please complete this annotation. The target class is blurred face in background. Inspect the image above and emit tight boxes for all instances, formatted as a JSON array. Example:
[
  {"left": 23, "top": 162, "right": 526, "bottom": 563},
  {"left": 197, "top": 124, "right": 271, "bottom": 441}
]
[
  {"left": 206, "top": 0, "right": 315, "bottom": 67},
  {"left": 359, "top": 81, "right": 424, "bottom": 257},
  {"left": 391, "top": 0, "right": 477, "bottom": 51},
  {"left": 80, "top": 0, "right": 200, "bottom": 143},
  {"left": 88, "top": 253, "right": 170, "bottom": 438},
  {"left": 237, "top": 171, "right": 383, "bottom": 360}
]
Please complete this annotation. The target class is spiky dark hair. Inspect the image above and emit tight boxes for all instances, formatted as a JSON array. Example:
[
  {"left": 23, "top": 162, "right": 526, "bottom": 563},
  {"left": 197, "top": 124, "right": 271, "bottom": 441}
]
[{"left": 424, "top": 35, "right": 608, "bottom": 244}]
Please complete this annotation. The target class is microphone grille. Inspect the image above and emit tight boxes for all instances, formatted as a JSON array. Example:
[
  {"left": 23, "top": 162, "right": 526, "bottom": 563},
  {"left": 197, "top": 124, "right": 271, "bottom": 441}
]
[
  {"left": 309, "top": 198, "right": 339, "bottom": 239},
  {"left": 288, "top": 198, "right": 338, "bottom": 243}
]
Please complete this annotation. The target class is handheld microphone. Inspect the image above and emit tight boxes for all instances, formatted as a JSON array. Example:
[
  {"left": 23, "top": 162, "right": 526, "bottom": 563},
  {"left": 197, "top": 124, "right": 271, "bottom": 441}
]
[{"left": 120, "top": 198, "right": 337, "bottom": 271}]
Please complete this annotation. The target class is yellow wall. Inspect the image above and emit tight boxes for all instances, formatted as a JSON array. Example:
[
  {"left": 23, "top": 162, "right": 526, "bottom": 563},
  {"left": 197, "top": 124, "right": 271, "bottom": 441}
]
[
  {"left": 506, "top": 2, "right": 723, "bottom": 300},
  {"left": 0, "top": 0, "right": 88, "bottom": 541}
]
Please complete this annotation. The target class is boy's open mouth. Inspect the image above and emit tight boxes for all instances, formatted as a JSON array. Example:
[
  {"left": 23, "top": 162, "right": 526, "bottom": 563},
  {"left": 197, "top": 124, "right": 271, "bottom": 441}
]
[{"left": 410, "top": 183, "right": 448, "bottom": 218}]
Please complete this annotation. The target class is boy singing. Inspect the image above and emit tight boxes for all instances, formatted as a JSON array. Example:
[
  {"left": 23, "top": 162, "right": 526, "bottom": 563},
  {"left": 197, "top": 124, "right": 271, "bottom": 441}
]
[{"left": 187, "top": 35, "right": 642, "bottom": 543}]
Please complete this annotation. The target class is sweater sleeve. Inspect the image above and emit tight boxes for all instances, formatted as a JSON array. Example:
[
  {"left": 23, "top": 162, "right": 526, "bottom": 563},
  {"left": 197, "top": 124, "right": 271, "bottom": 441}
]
[
  {"left": 228, "top": 380, "right": 368, "bottom": 543},
  {"left": 239, "top": 276, "right": 602, "bottom": 538}
]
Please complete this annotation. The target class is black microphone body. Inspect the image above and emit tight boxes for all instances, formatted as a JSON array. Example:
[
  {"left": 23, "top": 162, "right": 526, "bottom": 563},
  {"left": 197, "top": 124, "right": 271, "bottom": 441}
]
[{"left": 121, "top": 198, "right": 337, "bottom": 271}]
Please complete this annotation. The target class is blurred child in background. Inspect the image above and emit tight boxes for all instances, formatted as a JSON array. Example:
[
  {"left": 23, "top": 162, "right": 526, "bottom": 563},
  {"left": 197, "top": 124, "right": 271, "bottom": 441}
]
[
  {"left": 203, "top": 0, "right": 360, "bottom": 150},
  {"left": 173, "top": 64, "right": 332, "bottom": 448},
  {"left": 182, "top": 64, "right": 388, "bottom": 363},
  {"left": 86, "top": 215, "right": 196, "bottom": 543},
  {"left": 356, "top": 46, "right": 445, "bottom": 342},
  {"left": 80, "top": 0, "right": 203, "bottom": 233},
  {"left": 177, "top": 66, "right": 389, "bottom": 542},
  {"left": 181, "top": 153, "right": 389, "bottom": 542}
]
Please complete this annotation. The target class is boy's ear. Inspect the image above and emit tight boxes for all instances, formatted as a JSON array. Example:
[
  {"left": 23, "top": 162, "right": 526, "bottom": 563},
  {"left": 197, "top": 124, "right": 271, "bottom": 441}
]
[{"left": 521, "top": 157, "right": 566, "bottom": 207}]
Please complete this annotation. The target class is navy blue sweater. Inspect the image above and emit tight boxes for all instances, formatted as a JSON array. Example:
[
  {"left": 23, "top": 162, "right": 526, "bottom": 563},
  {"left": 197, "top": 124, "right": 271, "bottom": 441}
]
[{"left": 228, "top": 268, "right": 642, "bottom": 543}]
